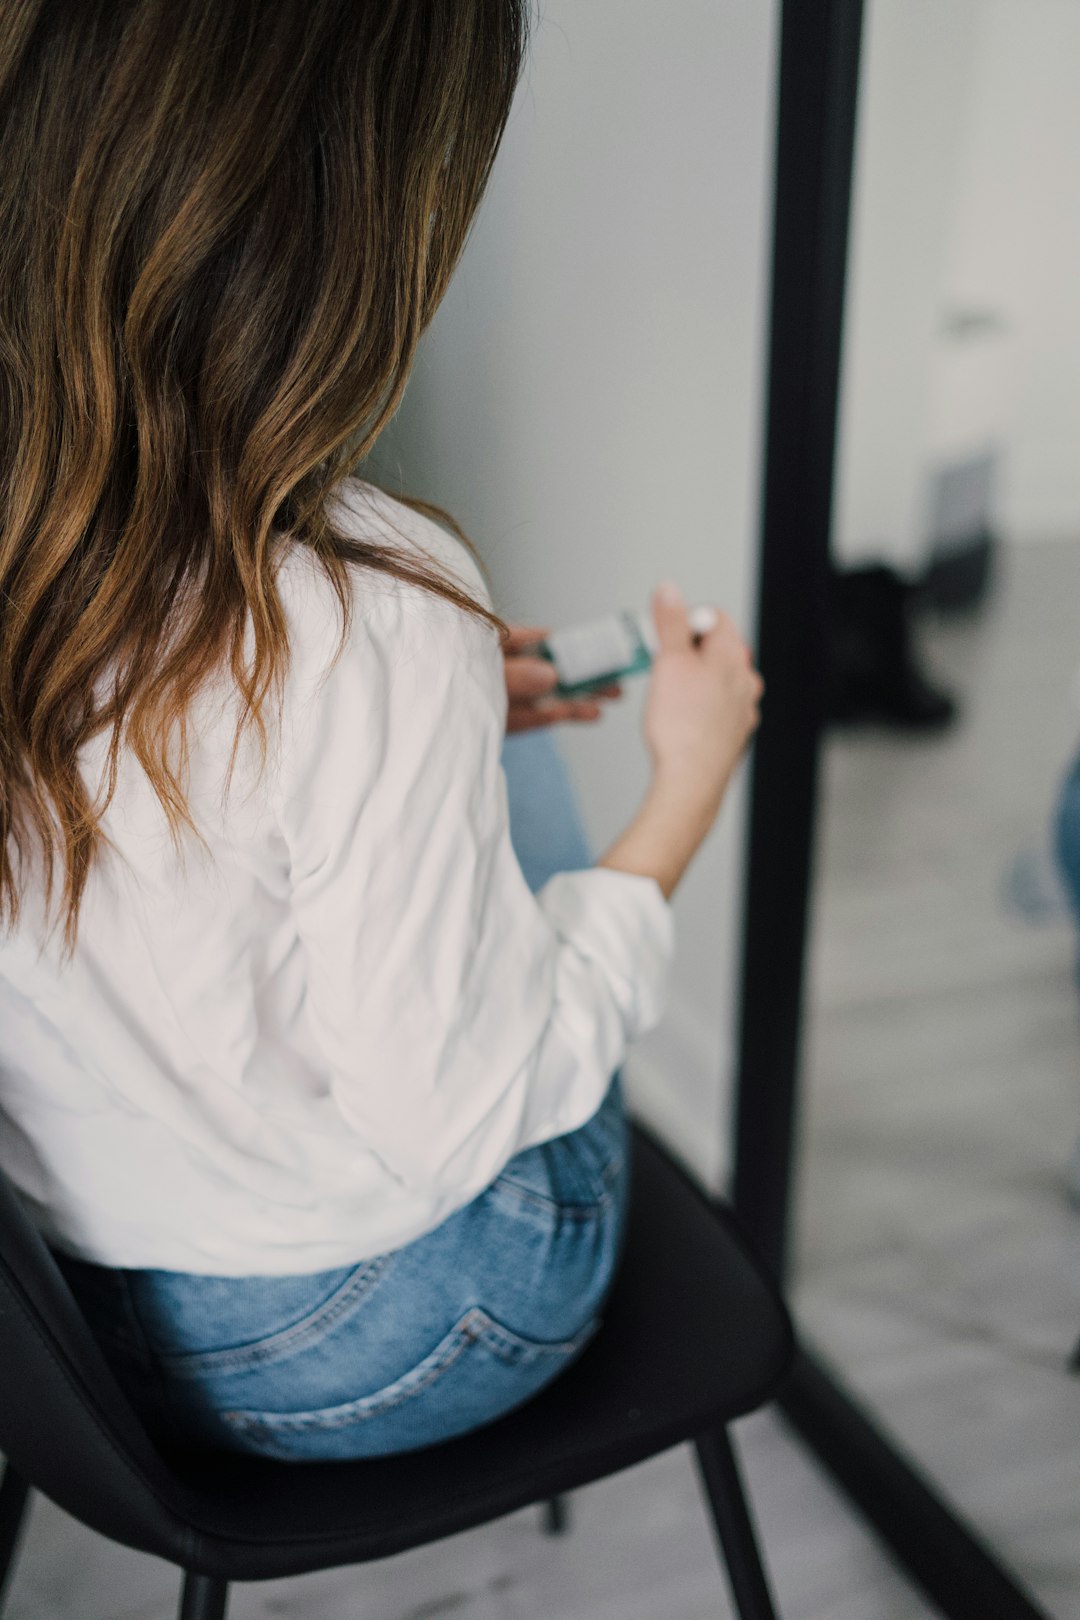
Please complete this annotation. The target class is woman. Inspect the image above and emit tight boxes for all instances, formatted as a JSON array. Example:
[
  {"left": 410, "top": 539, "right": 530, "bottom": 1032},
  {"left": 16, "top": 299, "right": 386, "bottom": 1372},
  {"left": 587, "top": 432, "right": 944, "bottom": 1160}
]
[{"left": 0, "top": 0, "right": 762, "bottom": 1461}]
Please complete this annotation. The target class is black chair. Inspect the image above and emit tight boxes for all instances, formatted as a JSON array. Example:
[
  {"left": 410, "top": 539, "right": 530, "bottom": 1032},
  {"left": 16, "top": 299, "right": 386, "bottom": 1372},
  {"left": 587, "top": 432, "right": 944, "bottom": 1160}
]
[{"left": 0, "top": 1120, "right": 795, "bottom": 1620}]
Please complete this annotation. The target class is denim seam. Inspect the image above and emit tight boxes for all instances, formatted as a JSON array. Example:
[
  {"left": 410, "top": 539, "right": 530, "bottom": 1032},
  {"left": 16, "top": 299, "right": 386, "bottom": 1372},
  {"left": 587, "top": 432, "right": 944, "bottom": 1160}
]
[
  {"left": 490, "top": 1149, "right": 624, "bottom": 1219},
  {"left": 488, "top": 1179, "right": 612, "bottom": 1220},
  {"left": 221, "top": 1310, "right": 480, "bottom": 1434},
  {"left": 156, "top": 1253, "right": 395, "bottom": 1378},
  {"left": 219, "top": 1305, "right": 596, "bottom": 1436}
]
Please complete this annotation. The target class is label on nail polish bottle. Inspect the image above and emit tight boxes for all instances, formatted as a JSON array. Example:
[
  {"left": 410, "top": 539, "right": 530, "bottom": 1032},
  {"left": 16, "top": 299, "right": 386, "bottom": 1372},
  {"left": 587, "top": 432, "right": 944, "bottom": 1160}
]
[{"left": 525, "top": 606, "right": 717, "bottom": 697}]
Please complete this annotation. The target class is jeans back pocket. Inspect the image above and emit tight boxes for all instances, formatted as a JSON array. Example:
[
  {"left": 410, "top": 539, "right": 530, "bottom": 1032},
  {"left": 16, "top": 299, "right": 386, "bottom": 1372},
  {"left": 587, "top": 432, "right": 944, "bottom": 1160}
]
[{"left": 217, "top": 1305, "right": 599, "bottom": 1461}]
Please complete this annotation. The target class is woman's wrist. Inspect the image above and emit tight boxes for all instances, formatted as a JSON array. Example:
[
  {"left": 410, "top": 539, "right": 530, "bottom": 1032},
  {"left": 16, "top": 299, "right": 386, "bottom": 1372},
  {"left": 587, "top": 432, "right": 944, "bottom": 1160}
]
[
  {"left": 646, "top": 762, "right": 726, "bottom": 828},
  {"left": 595, "top": 770, "right": 722, "bottom": 901}
]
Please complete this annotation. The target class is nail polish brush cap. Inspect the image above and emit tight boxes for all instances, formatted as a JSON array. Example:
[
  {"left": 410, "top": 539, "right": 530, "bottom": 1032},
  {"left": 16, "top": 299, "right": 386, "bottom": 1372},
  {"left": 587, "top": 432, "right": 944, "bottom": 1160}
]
[{"left": 638, "top": 603, "right": 718, "bottom": 656}]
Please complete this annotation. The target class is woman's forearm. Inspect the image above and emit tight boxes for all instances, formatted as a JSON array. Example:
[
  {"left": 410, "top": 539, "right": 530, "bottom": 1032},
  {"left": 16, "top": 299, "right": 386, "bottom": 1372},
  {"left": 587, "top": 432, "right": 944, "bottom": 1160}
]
[{"left": 595, "top": 773, "right": 720, "bottom": 901}]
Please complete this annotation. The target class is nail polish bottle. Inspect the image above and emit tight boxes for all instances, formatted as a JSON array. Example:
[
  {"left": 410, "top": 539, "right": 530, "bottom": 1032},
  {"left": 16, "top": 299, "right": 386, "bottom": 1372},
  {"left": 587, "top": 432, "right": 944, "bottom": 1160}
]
[{"left": 525, "top": 604, "right": 718, "bottom": 698}]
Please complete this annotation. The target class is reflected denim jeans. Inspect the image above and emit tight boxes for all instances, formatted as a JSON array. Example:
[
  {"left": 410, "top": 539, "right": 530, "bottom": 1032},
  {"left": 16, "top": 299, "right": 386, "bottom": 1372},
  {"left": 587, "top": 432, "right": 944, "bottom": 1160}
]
[
  {"left": 1054, "top": 745, "right": 1080, "bottom": 950},
  {"left": 52, "top": 726, "right": 630, "bottom": 1461}
]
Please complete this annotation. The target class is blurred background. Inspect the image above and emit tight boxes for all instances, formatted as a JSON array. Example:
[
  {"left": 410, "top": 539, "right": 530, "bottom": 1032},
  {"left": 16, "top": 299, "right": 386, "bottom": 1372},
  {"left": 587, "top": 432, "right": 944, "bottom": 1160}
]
[{"left": 361, "top": 1, "right": 1080, "bottom": 1614}]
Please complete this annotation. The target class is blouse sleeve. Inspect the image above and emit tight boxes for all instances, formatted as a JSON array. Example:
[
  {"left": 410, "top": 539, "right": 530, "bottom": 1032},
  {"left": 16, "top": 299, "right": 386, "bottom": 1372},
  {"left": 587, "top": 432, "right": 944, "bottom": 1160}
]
[{"left": 272, "top": 495, "right": 674, "bottom": 1214}]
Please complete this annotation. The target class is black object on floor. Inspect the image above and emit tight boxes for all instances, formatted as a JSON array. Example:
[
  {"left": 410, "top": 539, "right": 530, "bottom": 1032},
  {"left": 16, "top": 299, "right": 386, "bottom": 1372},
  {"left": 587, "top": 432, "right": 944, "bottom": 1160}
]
[
  {"left": 826, "top": 562, "right": 958, "bottom": 729},
  {"left": 0, "top": 1124, "right": 794, "bottom": 1620}
]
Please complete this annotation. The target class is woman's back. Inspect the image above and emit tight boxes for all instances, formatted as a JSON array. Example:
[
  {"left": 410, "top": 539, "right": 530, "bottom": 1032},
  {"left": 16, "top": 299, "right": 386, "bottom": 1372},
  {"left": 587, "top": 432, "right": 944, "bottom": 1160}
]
[
  {"left": 0, "top": 476, "right": 674, "bottom": 1278},
  {"left": 0, "top": 477, "right": 676, "bottom": 1274}
]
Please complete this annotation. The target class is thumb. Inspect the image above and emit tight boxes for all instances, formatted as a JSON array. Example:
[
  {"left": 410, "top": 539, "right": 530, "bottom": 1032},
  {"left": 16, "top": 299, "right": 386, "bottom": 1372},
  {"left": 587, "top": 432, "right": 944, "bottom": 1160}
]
[{"left": 650, "top": 581, "right": 692, "bottom": 653}]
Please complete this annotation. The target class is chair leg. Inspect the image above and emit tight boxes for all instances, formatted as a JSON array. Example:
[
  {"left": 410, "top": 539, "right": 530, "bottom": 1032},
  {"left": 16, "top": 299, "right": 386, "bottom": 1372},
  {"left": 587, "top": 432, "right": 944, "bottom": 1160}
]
[
  {"left": 693, "top": 1426, "right": 781, "bottom": 1620},
  {"left": 178, "top": 1571, "right": 229, "bottom": 1620},
  {"left": 0, "top": 1464, "right": 30, "bottom": 1617},
  {"left": 543, "top": 1494, "right": 571, "bottom": 1535}
]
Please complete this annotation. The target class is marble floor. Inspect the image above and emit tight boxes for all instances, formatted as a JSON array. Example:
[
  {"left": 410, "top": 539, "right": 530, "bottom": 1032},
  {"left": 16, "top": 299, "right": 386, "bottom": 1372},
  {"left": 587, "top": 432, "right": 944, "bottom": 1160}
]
[{"left": 5, "top": 537, "right": 1080, "bottom": 1617}]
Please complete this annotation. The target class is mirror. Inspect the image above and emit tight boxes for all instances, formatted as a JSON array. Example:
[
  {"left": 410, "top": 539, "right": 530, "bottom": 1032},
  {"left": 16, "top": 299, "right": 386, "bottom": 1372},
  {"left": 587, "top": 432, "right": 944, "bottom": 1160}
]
[{"left": 793, "top": 3, "right": 1080, "bottom": 1610}]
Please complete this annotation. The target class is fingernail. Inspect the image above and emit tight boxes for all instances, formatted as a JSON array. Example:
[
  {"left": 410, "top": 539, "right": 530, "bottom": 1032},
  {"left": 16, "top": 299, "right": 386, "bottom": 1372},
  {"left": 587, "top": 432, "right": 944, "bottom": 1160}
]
[{"left": 657, "top": 581, "right": 683, "bottom": 606}]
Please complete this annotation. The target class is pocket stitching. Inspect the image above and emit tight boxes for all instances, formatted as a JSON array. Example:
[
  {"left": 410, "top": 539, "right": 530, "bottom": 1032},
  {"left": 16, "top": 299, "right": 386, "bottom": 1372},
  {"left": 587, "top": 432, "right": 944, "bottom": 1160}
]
[
  {"left": 490, "top": 1148, "right": 624, "bottom": 1219},
  {"left": 219, "top": 1305, "right": 597, "bottom": 1437},
  {"left": 155, "top": 1253, "right": 395, "bottom": 1378}
]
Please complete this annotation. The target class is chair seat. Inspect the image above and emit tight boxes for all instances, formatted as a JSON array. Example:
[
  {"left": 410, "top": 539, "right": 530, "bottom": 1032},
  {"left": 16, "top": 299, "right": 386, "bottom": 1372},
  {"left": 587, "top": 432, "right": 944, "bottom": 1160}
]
[
  {"left": 153, "top": 1124, "right": 794, "bottom": 1581},
  {"left": 0, "top": 1122, "right": 792, "bottom": 1584}
]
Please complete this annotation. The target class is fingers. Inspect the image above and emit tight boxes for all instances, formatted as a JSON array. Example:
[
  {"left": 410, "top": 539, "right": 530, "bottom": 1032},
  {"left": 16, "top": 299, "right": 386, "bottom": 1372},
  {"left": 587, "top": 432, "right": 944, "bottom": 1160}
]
[
  {"left": 650, "top": 581, "right": 692, "bottom": 652},
  {"left": 507, "top": 697, "right": 604, "bottom": 733},
  {"left": 651, "top": 587, "right": 756, "bottom": 668},
  {"left": 535, "top": 697, "right": 603, "bottom": 721},
  {"left": 699, "top": 608, "right": 756, "bottom": 671},
  {"left": 504, "top": 656, "right": 558, "bottom": 701},
  {"left": 502, "top": 623, "right": 552, "bottom": 651},
  {"left": 506, "top": 681, "right": 623, "bottom": 734},
  {"left": 505, "top": 653, "right": 624, "bottom": 705}
]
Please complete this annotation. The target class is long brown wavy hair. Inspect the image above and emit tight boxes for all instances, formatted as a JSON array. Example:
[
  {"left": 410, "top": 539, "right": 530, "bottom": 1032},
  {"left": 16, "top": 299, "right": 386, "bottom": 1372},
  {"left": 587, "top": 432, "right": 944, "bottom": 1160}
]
[{"left": 0, "top": 0, "right": 528, "bottom": 960}]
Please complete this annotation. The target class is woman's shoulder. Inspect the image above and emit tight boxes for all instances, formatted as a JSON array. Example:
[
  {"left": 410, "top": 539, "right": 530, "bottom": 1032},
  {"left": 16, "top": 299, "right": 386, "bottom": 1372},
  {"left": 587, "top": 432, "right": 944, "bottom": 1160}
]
[
  {"left": 272, "top": 477, "right": 499, "bottom": 696},
  {"left": 276, "top": 477, "right": 491, "bottom": 617},
  {"left": 337, "top": 476, "right": 492, "bottom": 605}
]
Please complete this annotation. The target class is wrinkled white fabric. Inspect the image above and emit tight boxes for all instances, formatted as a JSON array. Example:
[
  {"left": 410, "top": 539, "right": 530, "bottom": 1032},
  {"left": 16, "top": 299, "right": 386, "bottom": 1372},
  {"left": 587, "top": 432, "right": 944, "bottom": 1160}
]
[{"left": 0, "top": 479, "right": 674, "bottom": 1275}]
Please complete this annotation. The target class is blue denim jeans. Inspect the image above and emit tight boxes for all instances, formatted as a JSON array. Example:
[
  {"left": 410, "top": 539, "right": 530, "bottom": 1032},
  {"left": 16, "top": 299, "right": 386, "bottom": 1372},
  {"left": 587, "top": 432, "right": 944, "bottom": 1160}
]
[
  {"left": 51, "top": 726, "right": 629, "bottom": 1461},
  {"left": 1054, "top": 746, "right": 1080, "bottom": 948}
]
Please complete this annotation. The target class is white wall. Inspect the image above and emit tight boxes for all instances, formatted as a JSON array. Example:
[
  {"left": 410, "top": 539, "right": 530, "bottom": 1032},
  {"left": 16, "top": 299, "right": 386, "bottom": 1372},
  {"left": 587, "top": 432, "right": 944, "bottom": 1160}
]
[
  {"left": 835, "top": 0, "right": 1080, "bottom": 568},
  {"left": 833, "top": 0, "right": 987, "bottom": 568},
  {"left": 364, "top": 0, "right": 780, "bottom": 1189},
  {"left": 932, "top": 0, "right": 1080, "bottom": 543}
]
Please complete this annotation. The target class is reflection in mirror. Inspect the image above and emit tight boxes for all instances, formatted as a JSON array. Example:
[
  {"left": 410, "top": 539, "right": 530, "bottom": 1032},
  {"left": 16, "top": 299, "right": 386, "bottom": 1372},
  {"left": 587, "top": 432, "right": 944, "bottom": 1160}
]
[{"left": 793, "top": 2, "right": 1080, "bottom": 1611}]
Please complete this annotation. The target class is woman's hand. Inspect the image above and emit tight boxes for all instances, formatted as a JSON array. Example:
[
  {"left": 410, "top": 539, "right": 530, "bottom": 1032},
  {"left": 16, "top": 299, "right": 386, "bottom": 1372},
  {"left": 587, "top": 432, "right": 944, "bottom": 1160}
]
[{"left": 502, "top": 623, "right": 623, "bottom": 734}]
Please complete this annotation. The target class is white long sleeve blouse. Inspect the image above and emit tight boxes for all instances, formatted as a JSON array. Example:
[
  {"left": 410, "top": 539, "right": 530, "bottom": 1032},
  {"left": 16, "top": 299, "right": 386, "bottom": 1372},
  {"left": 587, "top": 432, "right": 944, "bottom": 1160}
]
[{"left": 0, "top": 478, "right": 674, "bottom": 1275}]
